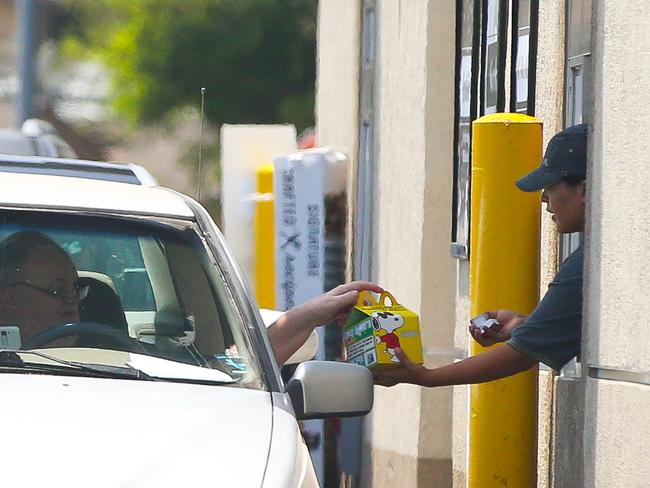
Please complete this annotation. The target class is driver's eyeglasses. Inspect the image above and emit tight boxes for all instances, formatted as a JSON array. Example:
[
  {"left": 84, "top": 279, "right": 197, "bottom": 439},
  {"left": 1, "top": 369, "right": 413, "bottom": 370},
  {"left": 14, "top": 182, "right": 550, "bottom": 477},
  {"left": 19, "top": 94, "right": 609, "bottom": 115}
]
[{"left": 8, "top": 280, "right": 89, "bottom": 303}]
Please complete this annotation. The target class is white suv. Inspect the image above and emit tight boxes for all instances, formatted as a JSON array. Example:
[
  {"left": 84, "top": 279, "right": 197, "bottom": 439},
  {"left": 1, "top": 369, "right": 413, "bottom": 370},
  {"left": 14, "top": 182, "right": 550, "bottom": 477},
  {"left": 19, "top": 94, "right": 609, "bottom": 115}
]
[{"left": 0, "top": 167, "right": 372, "bottom": 487}]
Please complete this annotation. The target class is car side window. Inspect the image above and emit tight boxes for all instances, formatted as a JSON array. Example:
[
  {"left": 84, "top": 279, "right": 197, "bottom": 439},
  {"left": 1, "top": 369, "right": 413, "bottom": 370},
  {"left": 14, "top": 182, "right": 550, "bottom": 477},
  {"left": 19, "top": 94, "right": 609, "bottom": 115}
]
[{"left": 57, "top": 234, "right": 156, "bottom": 312}]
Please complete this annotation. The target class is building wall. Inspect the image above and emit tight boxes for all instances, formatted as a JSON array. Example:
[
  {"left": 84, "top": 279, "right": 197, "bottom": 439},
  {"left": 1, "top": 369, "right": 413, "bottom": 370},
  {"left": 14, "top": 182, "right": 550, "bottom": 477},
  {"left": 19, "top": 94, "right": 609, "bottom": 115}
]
[
  {"left": 534, "top": 0, "right": 564, "bottom": 285},
  {"left": 420, "top": 1, "right": 457, "bottom": 484},
  {"left": 315, "top": 0, "right": 362, "bottom": 159},
  {"left": 369, "top": 2, "right": 456, "bottom": 486},
  {"left": 316, "top": 1, "right": 650, "bottom": 487},
  {"left": 583, "top": 1, "right": 650, "bottom": 486},
  {"left": 317, "top": 1, "right": 457, "bottom": 486},
  {"left": 532, "top": 2, "right": 566, "bottom": 487}
]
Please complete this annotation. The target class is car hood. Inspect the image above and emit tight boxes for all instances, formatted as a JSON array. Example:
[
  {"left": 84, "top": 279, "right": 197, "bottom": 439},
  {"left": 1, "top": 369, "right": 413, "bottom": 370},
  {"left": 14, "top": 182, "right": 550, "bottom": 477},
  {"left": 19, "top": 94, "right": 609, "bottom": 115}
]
[{"left": 0, "top": 373, "right": 273, "bottom": 487}]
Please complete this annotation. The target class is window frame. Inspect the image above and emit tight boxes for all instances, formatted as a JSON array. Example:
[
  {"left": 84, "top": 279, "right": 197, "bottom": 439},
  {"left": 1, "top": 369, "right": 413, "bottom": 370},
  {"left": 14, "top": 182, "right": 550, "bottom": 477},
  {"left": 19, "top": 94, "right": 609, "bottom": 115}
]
[{"left": 452, "top": 0, "right": 539, "bottom": 259}]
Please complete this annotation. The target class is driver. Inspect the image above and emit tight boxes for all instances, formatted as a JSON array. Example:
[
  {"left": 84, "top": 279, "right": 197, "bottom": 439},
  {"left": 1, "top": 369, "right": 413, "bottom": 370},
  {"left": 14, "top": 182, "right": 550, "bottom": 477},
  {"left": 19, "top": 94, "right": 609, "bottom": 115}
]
[
  {"left": 0, "top": 231, "right": 382, "bottom": 364},
  {"left": 0, "top": 231, "right": 83, "bottom": 344}
]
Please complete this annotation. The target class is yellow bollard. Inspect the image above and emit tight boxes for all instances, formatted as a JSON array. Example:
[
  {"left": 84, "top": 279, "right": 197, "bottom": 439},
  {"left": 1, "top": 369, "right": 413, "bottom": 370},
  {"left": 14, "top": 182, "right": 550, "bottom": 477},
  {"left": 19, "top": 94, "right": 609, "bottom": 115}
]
[
  {"left": 468, "top": 113, "right": 542, "bottom": 487},
  {"left": 254, "top": 164, "right": 275, "bottom": 309}
]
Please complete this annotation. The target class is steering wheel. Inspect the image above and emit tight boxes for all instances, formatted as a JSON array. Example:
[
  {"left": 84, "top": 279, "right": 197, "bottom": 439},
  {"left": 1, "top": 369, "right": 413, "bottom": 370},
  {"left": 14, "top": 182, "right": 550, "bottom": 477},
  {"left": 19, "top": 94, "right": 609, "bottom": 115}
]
[{"left": 22, "top": 321, "right": 148, "bottom": 355}]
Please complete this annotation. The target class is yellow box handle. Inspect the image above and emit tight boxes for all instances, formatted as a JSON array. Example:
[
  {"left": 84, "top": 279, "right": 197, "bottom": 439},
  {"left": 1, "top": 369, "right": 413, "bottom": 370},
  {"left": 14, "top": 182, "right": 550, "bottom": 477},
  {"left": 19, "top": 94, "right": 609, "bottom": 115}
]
[
  {"left": 357, "top": 290, "right": 379, "bottom": 307},
  {"left": 356, "top": 291, "right": 403, "bottom": 309},
  {"left": 379, "top": 291, "right": 400, "bottom": 307}
]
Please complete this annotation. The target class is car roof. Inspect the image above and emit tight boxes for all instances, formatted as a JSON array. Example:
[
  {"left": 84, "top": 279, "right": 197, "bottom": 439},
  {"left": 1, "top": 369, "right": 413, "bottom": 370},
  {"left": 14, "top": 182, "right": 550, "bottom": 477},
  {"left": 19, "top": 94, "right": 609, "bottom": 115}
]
[
  {"left": 0, "top": 154, "right": 157, "bottom": 186},
  {"left": 0, "top": 171, "right": 195, "bottom": 219}
]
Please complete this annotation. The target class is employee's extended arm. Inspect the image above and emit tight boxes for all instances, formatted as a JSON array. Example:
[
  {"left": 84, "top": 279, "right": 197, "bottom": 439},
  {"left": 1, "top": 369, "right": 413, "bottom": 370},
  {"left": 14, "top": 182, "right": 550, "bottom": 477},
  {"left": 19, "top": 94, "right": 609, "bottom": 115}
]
[{"left": 374, "top": 344, "right": 537, "bottom": 388}]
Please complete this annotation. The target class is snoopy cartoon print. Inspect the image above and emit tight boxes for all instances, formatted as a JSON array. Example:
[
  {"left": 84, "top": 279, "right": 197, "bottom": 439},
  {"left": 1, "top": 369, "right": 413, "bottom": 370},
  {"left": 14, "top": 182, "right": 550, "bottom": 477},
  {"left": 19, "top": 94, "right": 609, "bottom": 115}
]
[{"left": 372, "top": 311, "right": 405, "bottom": 362}]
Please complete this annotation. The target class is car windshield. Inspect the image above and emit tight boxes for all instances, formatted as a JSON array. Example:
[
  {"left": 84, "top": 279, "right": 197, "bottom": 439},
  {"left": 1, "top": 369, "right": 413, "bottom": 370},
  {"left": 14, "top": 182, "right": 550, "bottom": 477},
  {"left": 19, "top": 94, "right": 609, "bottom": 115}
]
[{"left": 0, "top": 210, "right": 264, "bottom": 389}]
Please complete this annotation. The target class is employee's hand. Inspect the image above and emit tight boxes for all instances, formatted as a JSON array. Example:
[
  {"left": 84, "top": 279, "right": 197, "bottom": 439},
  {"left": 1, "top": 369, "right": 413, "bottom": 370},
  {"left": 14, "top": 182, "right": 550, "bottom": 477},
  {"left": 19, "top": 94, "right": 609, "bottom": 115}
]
[
  {"left": 469, "top": 309, "right": 526, "bottom": 347},
  {"left": 373, "top": 348, "right": 430, "bottom": 387}
]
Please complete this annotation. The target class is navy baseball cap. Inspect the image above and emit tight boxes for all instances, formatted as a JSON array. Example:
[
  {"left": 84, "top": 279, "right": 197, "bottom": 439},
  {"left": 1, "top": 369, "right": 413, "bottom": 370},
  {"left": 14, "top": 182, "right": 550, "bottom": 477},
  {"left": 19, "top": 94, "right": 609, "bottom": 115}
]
[{"left": 516, "top": 123, "right": 588, "bottom": 192}]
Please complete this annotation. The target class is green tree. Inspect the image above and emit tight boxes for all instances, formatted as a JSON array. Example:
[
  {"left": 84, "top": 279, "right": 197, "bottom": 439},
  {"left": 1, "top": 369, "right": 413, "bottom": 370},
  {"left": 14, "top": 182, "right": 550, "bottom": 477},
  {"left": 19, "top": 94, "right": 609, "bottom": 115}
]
[{"left": 58, "top": 0, "right": 317, "bottom": 130}]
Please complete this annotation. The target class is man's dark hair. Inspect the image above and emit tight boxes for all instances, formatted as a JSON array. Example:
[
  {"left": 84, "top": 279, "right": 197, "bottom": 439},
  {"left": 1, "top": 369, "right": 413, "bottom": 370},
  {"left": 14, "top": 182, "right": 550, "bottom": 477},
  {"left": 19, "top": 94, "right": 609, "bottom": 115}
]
[{"left": 0, "top": 231, "right": 61, "bottom": 285}]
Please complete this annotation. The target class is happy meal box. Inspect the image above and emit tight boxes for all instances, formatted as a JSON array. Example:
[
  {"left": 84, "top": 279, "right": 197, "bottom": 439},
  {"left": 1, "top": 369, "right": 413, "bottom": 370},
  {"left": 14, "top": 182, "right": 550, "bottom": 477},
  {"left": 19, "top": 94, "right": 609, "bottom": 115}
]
[{"left": 343, "top": 291, "right": 423, "bottom": 370}]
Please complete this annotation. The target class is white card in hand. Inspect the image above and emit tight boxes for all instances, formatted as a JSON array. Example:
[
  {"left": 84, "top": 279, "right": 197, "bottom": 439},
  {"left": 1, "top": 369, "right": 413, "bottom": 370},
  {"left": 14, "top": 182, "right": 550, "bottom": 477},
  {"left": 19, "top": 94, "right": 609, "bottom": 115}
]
[{"left": 470, "top": 313, "right": 500, "bottom": 331}]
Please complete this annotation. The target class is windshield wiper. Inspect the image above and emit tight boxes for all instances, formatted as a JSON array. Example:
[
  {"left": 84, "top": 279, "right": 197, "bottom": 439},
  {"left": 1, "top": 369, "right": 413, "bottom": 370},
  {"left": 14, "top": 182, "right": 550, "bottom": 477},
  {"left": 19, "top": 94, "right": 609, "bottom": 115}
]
[{"left": 0, "top": 350, "right": 155, "bottom": 381}]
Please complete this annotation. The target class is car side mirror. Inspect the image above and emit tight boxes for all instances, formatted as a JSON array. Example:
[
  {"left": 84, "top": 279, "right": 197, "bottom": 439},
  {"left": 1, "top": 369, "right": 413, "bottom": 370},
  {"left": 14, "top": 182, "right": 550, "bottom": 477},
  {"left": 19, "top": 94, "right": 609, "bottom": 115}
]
[{"left": 286, "top": 361, "right": 373, "bottom": 420}]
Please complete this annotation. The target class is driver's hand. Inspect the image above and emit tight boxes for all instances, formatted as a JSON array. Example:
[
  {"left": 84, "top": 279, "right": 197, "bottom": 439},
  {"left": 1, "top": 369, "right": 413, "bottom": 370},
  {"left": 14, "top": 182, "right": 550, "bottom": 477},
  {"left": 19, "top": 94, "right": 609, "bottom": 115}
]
[{"left": 296, "top": 281, "right": 383, "bottom": 328}]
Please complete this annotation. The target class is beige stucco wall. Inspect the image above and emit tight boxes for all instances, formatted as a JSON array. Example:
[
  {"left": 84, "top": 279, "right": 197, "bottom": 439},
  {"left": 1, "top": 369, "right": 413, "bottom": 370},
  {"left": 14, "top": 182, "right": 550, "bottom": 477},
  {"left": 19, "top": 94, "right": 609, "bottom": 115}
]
[
  {"left": 369, "top": 1, "right": 456, "bottom": 486},
  {"left": 534, "top": 0, "right": 564, "bottom": 288},
  {"left": 315, "top": 0, "right": 361, "bottom": 158},
  {"left": 586, "top": 0, "right": 650, "bottom": 372},
  {"left": 582, "top": 1, "right": 650, "bottom": 486},
  {"left": 584, "top": 379, "right": 650, "bottom": 487},
  {"left": 420, "top": 1, "right": 457, "bottom": 484},
  {"left": 532, "top": 2, "right": 565, "bottom": 487}
]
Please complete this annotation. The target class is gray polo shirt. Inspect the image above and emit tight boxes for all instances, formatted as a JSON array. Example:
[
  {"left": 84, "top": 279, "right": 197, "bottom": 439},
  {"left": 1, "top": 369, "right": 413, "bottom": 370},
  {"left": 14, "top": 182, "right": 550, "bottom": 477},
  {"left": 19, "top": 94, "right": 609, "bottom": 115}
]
[{"left": 507, "top": 246, "right": 583, "bottom": 371}]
